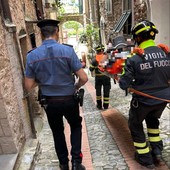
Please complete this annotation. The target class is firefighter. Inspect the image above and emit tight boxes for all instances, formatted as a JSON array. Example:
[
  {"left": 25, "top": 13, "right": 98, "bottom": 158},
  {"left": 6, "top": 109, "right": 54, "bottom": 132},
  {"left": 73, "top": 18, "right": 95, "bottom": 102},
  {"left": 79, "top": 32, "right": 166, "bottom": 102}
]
[
  {"left": 119, "top": 20, "right": 170, "bottom": 169},
  {"left": 89, "top": 45, "right": 111, "bottom": 110}
]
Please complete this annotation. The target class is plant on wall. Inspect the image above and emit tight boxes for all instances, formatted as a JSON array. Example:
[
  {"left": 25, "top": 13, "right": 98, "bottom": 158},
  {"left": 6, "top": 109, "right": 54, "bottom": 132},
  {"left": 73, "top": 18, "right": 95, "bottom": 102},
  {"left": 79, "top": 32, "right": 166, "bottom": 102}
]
[
  {"left": 79, "top": 24, "right": 99, "bottom": 52},
  {"left": 54, "top": 0, "right": 63, "bottom": 7}
]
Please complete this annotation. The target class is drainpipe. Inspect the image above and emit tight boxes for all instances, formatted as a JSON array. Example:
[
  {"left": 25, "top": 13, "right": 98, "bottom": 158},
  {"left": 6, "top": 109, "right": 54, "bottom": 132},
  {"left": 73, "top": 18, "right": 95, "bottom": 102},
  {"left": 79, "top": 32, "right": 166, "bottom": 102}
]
[
  {"left": 97, "top": 0, "right": 102, "bottom": 45},
  {"left": 87, "top": 0, "right": 94, "bottom": 58},
  {"left": 146, "top": 0, "right": 152, "bottom": 20}
]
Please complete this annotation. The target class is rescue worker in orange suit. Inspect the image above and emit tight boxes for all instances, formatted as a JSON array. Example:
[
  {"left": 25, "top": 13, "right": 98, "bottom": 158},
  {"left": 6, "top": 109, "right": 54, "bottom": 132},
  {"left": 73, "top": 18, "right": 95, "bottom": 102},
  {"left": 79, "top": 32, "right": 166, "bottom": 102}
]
[
  {"left": 89, "top": 45, "right": 111, "bottom": 110},
  {"left": 119, "top": 20, "right": 170, "bottom": 169}
]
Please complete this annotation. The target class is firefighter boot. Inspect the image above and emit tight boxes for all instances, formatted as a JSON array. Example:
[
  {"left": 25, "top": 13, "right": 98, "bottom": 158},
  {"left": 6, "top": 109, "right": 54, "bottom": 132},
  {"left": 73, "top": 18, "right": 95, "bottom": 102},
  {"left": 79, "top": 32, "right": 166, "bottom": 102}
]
[
  {"left": 96, "top": 99, "right": 102, "bottom": 110},
  {"left": 103, "top": 96, "right": 109, "bottom": 109},
  {"left": 135, "top": 152, "right": 155, "bottom": 169},
  {"left": 103, "top": 103, "right": 109, "bottom": 110},
  {"left": 151, "top": 147, "right": 165, "bottom": 165}
]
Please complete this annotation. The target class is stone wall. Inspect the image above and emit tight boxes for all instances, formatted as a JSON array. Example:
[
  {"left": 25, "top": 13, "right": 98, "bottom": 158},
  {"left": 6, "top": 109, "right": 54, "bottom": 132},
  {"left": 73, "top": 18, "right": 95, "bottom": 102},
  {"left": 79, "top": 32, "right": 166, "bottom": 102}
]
[
  {"left": 112, "top": 0, "right": 122, "bottom": 27},
  {"left": 0, "top": 0, "right": 42, "bottom": 154},
  {"left": 103, "top": 0, "right": 148, "bottom": 35},
  {"left": 134, "top": 0, "right": 148, "bottom": 24},
  {"left": 0, "top": 16, "right": 21, "bottom": 154}
]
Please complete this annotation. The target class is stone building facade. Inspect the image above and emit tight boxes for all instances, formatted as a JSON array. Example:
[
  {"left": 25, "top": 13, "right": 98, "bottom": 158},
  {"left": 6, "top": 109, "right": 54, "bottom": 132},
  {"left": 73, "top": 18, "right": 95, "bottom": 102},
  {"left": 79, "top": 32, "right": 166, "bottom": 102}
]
[
  {"left": 0, "top": 0, "right": 44, "bottom": 155},
  {"left": 90, "top": 0, "right": 170, "bottom": 46}
]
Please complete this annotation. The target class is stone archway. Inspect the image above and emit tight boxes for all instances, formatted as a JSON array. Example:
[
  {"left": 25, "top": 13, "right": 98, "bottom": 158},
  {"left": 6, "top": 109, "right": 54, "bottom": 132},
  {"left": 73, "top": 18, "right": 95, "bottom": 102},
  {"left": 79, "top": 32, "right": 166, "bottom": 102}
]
[
  {"left": 60, "top": 14, "right": 84, "bottom": 25},
  {"left": 60, "top": 19, "right": 83, "bottom": 44}
]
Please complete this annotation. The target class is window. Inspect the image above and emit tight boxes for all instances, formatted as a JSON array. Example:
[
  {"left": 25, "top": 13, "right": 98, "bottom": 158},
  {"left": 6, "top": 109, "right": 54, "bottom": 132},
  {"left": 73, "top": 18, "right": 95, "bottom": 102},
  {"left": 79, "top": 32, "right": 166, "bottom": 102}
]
[
  {"left": 79, "top": 0, "right": 83, "bottom": 14},
  {"left": 113, "top": 0, "right": 132, "bottom": 34},
  {"left": 123, "top": 0, "right": 132, "bottom": 10},
  {"left": 123, "top": 0, "right": 132, "bottom": 35},
  {"left": 113, "top": 10, "right": 131, "bottom": 33},
  {"left": 29, "top": 33, "right": 36, "bottom": 49},
  {"left": 105, "top": 0, "right": 112, "bottom": 14},
  {"left": 0, "top": 0, "right": 12, "bottom": 22}
]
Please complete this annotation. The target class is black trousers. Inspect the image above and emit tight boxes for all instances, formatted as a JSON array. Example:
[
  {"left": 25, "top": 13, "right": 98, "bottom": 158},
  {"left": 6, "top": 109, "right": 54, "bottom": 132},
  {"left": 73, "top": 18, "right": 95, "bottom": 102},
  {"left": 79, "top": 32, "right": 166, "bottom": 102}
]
[
  {"left": 95, "top": 76, "right": 111, "bottom": 108},
  {"left": 45, "top": 97, "right": 83, "bottom": 164},
  {"left": 128, "top": 98, "right": 167, "bottom": 164},
  {"left": 128, "top": 98, "right": 166, "bottom": 164},
  {"left": 129, "top": 99, "right": 167, "bottom": 143}
]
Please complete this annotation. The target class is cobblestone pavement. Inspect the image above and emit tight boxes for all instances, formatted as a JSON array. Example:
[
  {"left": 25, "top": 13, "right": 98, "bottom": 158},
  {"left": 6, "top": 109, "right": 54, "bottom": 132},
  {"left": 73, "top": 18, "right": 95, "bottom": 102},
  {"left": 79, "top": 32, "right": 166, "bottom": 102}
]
[
  {"left": 33, "top": 76, "right": 170, "bottom": 170},
  {"left": 84, "top": 78, "right": 170, "bottom": 170}
]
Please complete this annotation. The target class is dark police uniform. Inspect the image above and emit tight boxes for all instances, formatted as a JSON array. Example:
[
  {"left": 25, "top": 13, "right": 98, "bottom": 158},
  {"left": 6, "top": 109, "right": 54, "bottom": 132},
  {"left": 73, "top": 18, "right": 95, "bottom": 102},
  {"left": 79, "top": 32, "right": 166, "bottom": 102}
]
[
  {"left": 89, "top": 48, "right": 111, "bottom": 110},
  {"left": 119, "top": 39, "right": 170, "bottom": 165},
  {"left": 25, "top": 20, "right": 84, "bottom": 167}
]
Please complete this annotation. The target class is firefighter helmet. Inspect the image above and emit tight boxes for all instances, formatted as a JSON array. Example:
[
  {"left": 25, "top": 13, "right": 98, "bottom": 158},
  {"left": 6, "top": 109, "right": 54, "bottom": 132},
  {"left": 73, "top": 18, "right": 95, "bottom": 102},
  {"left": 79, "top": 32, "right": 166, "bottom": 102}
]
[
  {"left": 131, "top": 20, "right": 158, "bottom": 39},
  {"left": 95, "top": 45, "right": 105, "bottom": 52}
]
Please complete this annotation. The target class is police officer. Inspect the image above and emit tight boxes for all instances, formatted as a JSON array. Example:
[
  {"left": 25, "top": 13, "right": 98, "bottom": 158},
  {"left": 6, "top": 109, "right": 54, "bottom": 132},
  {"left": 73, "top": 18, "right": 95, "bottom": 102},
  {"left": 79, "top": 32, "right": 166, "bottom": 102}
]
[
  {"left": 119, "top": 20, "right": 170, "bottom": 169},
  {"left": 24, "top": 19, "right": 88, "bottom": 170},
  {"left": 89, "top": 45, "right": 111, "bottom": 110}
]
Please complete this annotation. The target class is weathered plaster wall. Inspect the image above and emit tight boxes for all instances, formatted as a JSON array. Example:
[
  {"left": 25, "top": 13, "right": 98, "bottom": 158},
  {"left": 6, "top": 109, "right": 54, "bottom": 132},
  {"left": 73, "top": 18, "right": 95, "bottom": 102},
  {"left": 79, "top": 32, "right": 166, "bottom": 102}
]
[
  {"left": 0, "top": 16, "right": 22, "bottom": 154},
  {"left": 0, "top": 0, "right": 42, "bottom": 154},
  {"left": 150, "top": 0, "right": 170, "bottom": 46}
]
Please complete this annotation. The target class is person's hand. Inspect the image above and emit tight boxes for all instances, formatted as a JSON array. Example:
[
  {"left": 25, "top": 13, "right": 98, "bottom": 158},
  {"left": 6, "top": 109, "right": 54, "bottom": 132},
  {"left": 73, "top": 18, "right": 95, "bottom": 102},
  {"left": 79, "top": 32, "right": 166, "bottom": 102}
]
[
  {"left": 81, "top": 62, "right": 86, "bottom": 68},
  {"left": 75, "top": 83, "right": 80, "bottom": 90},
  {"left": 114, "top": 74, "right": 120, "bottom": 82}
]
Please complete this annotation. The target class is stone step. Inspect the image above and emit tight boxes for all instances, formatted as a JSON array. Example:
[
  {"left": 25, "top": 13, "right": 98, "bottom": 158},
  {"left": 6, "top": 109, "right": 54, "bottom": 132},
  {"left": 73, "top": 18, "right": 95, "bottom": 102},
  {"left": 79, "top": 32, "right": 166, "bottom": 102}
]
[
  {"left": 14, "top": 139, "right": 41, "bottom": 170},
  {"left": 0, "top": 153, "right": 18, "bottom": 170}
]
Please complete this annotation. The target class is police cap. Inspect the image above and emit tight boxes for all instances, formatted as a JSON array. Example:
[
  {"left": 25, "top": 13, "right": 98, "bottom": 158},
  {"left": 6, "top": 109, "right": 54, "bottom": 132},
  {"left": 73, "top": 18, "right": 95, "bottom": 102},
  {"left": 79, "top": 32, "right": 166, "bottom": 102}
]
[{"left": 37, "top": 19, "right": 60, "bottom": 28}]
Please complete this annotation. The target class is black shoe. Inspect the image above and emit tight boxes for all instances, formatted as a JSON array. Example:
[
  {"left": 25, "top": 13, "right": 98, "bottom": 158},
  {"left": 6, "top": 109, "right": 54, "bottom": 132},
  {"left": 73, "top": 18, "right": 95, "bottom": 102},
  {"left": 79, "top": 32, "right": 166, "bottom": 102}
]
[
  {"left": 145, "top": 164, "right": 156, "bottom": 169},
  {"left": 103, "top": 104, "right": 109, "bottom": 110},
  {"left": 152, "top": 148, "right": 165, "bottom": 165},
  {"left": 72, "top": 162, "right": 86, "bottom": 170},
  {"left": 96, "top": 105, "right": 102, "bottom": 110},
  {"left": 60, "top": 164, "right": 69, "bottom": 170},
  {"left": 135, "top": 152, "right": 155, "bottom": 169}
]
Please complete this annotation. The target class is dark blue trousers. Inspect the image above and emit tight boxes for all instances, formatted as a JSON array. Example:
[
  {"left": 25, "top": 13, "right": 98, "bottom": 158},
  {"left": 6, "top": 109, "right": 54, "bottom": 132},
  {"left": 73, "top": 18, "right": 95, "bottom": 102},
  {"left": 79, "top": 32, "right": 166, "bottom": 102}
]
[{"left": 45, "top": 97, "right": 83, "bottom": 164}]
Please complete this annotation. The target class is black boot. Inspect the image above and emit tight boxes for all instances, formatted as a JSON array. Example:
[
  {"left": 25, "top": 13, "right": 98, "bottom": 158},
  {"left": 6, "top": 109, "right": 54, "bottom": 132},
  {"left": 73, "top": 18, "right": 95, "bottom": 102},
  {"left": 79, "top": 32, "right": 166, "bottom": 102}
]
[
  {"left": 103, "top": 103, "right": 109, "bottom": 110},
  {"left": 96, "top": 100, "right": 102, "bottom": 110},
  {"left": 59, "top": 164, "right": 69, "bottom": 170},
  {"left": 96, "top": 104, "right": 102, "bottom": 110},
  {"left": 72, "top": 162, "right": 86, "bottom": 170},
  {"left": 152, "top": 147, "right": 165, "bottom": 165},
  {"left": 135, "top": 152, "right": 155, "bottom": 169}
]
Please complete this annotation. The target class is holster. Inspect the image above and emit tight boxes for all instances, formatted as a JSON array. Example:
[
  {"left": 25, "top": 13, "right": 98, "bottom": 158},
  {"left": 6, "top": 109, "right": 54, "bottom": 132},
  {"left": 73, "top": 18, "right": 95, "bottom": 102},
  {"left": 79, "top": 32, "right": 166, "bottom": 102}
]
[
  {"left": 74, "top": 89, "right": 85, "bottom": 107},
  {"left": 38, "top": 89, "right": 47, "bottom": 107}
]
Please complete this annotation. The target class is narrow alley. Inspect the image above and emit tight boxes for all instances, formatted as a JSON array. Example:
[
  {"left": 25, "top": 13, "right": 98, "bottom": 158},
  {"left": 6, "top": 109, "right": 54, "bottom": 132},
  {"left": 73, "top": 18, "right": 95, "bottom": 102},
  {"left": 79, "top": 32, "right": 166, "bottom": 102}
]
[
  {"left": 28, "top": 73, "right": 170, "bottom": 170},
  {"left": 0, "top": 1, "right": 170, "bottom": 170}
]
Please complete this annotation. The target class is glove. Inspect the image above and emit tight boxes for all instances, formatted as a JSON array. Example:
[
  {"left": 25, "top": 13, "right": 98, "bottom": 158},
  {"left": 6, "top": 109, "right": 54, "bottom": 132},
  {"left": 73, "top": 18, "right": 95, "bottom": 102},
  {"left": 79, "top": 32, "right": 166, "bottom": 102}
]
[{"left": 157, "top": 44, "right": 170, "bottom": 54}]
